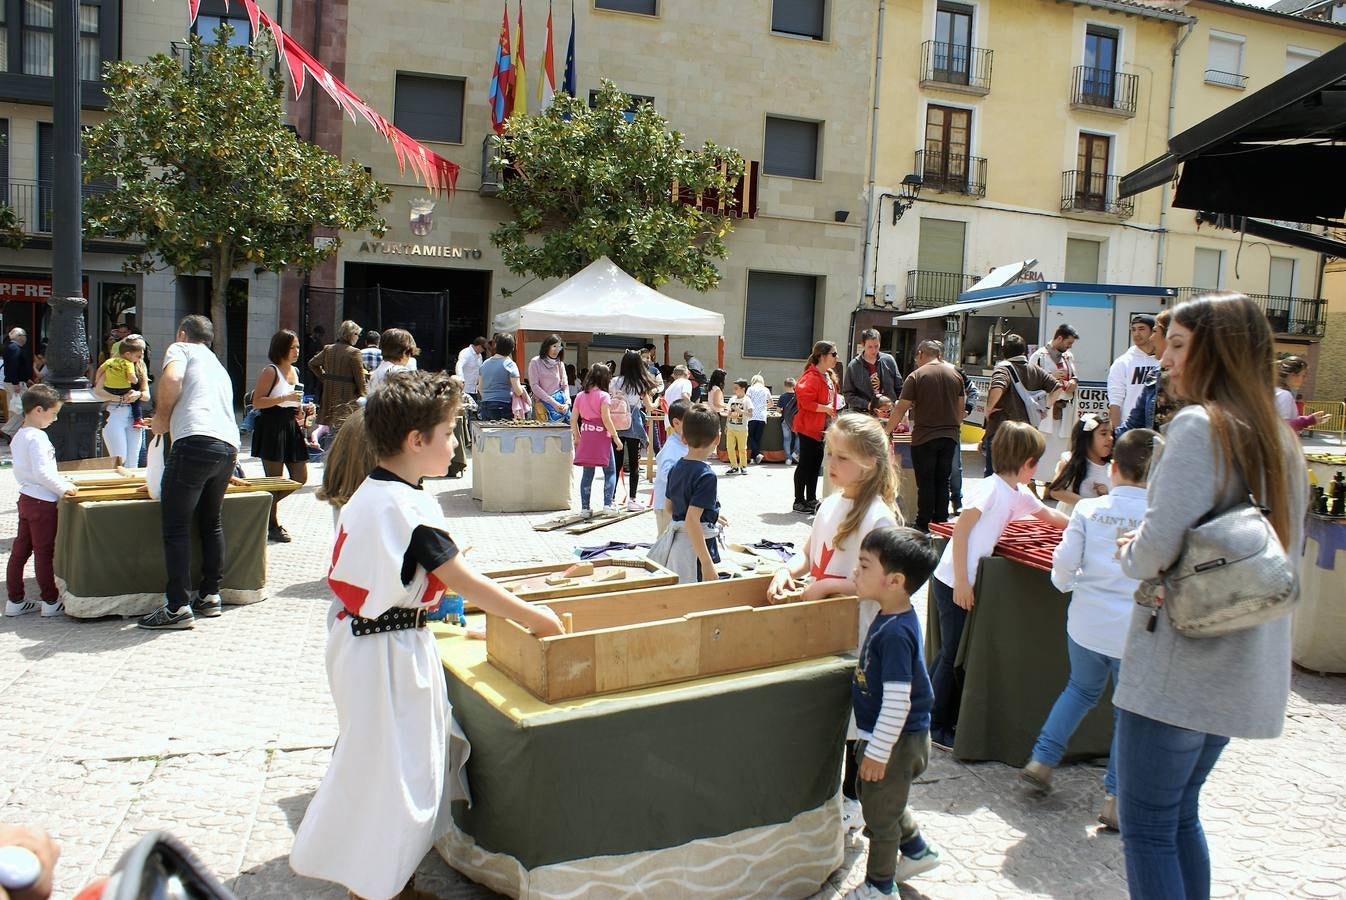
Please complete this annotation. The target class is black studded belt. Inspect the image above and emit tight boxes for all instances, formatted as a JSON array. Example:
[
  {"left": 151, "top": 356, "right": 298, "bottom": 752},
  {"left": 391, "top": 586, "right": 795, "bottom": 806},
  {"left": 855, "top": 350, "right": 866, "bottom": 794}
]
[{"left": 349, "top": 606, "right": 427, "bottom": 637}]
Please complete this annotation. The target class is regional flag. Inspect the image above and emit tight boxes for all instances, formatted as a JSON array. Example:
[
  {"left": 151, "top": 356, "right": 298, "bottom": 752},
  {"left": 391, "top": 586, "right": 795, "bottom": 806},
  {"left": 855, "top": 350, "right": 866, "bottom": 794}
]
[
  {"left": 487, "top": 3, "right": 513, "bottom": 135},
  {"left": 538, "top": 0, "right": 557, "bottom": 110},
  {"left": 513, "top": 2, "right": 527, "bottom": 116},
  {"left": 562, "top": 0, "right": 577, "bottom": 97}
]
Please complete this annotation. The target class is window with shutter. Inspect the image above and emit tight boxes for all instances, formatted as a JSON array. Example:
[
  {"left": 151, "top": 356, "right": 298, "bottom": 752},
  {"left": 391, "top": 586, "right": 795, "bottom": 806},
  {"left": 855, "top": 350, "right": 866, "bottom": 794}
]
[
  {"left": 763, "top": 116, "right": 820, "bottom": 179},
  {"left": 744, "top": 271, "right": 818, "bottom": 360},
  {"left": 1285, "top": 46, "right": 1320, "bottom": 74},
  {"left": 771, "top": 0, "right": 826, "bottom": 40},
  {"left": 1065, "top": 238, "right": 1102, "bottom": 283},
  {"left": 1269, "top": 257, "right": 1295, "bottom": 297},
  {"left": 1193, "top": 248, "right": 1223, "bottom": 290},
  {"left": 1205, "top": 32, "right": 1244, "bottom": 87},
  {"left": 595, "top": 0, "right": 658, "bottom": 15},
  {"left": 394, "top": 74, "right": 466, "bottom": 144}
]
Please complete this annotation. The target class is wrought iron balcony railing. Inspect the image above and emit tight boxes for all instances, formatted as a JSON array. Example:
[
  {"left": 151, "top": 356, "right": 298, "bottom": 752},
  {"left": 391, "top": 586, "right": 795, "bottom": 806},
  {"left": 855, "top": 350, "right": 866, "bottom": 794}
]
[
  {"left": 905, "top": 270, "right": 976, "bottom": 310},
  {"left": 915, "top": 149, "right": 986, "bottom": 197},
  {"left": 1070, "top": 65, "right": 1138, "bottom": 116},
  {"left": 1061, "top": 171, "right": 1134, "bottom": 218},
  {"left": 0, "top": 179, "right": 116, "bottom": 235},
  {"left": 919, "top": 40, "right": 993, "bottom": 94},
  {"left": 1204, "top": 69, "right": 1248, "bottom": 89},
  {"left": 1175, "top": 287, "right": 1326, "bottom": 336}
]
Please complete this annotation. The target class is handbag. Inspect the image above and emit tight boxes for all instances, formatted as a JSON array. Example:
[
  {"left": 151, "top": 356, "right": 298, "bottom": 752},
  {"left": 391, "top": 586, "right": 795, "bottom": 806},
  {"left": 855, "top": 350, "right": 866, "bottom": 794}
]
[
  {"left": 144, "top": 435, "right": 167, "bottom": 500},
  {"left": 1136, "top": 470, "right": 1296, "bottom": 638}
]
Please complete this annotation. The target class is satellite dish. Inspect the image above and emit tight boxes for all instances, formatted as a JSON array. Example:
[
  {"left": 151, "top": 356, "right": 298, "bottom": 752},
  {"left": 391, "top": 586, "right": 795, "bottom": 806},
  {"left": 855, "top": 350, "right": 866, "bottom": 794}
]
[{"left": 968, "top": 259, "right": 1039, "bottom": 292}]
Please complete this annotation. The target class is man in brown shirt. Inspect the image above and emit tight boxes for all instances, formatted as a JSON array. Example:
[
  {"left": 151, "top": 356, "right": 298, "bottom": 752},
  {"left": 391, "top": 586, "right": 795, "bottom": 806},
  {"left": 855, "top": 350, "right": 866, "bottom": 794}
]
[
  {"left": 888, "top": 340, "right": 965, "bottom": 532},
  {"left": 982, "top": 333, "right": 1058, "bottom": 476}
]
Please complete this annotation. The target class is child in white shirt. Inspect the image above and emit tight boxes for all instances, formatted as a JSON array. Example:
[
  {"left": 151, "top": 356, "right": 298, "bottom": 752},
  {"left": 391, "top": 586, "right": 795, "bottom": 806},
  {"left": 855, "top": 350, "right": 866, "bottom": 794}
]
[
  {"left": 1021, "top": 429, "right": 1161, "bottom": 832},
  {"left": 652, "top": 399, "right": 690, "bottom": 537},
  {"left": 6, "top": 385, "right": 77, "bottom": 617},
  {"left": 928, "top": 421, "right": 1069, "bottom": 749}
]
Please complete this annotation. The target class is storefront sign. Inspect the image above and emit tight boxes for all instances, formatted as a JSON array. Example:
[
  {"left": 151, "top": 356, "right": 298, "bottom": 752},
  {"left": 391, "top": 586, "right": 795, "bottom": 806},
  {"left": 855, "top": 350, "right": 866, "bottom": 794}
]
[
  {"left": 965, "top": 377, "right": 1109, "bottom": 428},
  {"left": 357, "top": 240, "right": 482, "bottom": 259},
  {"left": 0, "top": 274, "right": 89, "bottom": 303}
]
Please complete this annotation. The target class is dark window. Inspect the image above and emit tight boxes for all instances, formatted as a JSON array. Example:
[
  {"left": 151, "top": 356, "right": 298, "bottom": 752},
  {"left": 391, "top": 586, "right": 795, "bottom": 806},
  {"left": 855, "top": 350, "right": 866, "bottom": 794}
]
[
  {"left": 764, "top": 116, "right": 820, "bottom": 179},
  {"left": 595, "top": 0, "right": 657, "bottom": 15},
  {"left": 37, "top": 120, "right": 51, "bottom": 230},
  {"left": 744, "top": 271, "right": 818, "bottom": 359},
  {"left": 923, "top": 104, "right": 970, "bottom": 189},
  {"left": 1082, "top": 26, "right": 1119, "bottom": 105},
  {"left": 394, "top": 73, "right": 465, "bottom": 144},
  {"left": 22, "top": 0, "right": 53, "bottom": 76},
  {"left": 772, "top": 0, "right": 825, "bottom": 40},
  {"left": 0, "top": 5, "right": 7, "bottom": 73},
  {"left": 0, "top": 119, "right": 8, "bottom": 206},
  {"left": 933, "top": 2, "right": 973, "bottom": 83},
  {"left": 1075, "top": 133, "right": 1111, "bottom": 210},
  {"left": 193, "top": 12, "right": 252, "bottom": 46}
]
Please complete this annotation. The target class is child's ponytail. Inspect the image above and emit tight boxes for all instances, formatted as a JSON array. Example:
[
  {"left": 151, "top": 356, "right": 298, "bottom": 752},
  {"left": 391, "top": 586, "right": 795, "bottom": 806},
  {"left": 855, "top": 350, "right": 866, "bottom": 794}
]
[{"left": 829, "top": 412, "right": 902, "bottom": 550}]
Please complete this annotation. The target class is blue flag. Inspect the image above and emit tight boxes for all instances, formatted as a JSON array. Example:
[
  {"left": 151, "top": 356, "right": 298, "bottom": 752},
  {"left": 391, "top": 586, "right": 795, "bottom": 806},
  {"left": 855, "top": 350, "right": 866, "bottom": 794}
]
[{"left": 562, "top": 0, "right": 577, "bottom": 96}]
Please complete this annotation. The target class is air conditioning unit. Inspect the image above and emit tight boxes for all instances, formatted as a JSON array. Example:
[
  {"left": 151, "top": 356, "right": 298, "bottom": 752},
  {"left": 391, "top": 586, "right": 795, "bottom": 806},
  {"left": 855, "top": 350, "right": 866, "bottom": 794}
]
[{"left": 479, "top": 135, "right": 503, "bottom": 197}]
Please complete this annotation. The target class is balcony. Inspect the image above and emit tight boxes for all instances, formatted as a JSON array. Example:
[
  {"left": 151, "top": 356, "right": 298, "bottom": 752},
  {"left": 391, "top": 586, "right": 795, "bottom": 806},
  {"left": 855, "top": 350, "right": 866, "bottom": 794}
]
[
  {"left": 1061, "top": 171, "right": 1134, "bottom": 219},
  {"left": 905, "top": 270, "right": 976, "bottom": 310},
  {"left": 1175, "top": 287, "right": 1326, "bottom": 336},
  {"left": 915, "top": 149, "right": 986, "bottom": 197},
  {"left": 1070, "top": 66, "right": 1138, "bottom": 117},
  {"left": 1, "top": 180, "right": 117, "bottom": 235},
  {"left": 1204, "top": 69, "right": 1248, "bottom": 90},
  {"left": 919, "top": 40, "right": 993, "bottom": 95}
]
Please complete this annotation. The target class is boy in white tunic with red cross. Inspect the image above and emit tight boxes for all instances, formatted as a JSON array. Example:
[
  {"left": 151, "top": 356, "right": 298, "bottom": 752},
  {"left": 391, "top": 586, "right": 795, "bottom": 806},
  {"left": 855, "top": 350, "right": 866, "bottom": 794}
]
[{"left": 290, "top": 371, "right": 564, "bottom": 900}]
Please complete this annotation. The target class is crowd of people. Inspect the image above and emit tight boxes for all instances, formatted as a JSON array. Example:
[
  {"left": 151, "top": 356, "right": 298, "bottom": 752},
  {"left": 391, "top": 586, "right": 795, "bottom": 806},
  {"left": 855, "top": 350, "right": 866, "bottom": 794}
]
[{"left": 0, "top": 289, "right": 1328, "bottom": 900}]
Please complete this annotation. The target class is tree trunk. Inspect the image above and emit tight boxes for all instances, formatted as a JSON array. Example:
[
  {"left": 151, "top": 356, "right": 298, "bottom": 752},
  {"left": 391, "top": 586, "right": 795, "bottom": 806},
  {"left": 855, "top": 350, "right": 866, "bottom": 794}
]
[{"left": 210, "top": 244, "right": 233, "bottom": 367}]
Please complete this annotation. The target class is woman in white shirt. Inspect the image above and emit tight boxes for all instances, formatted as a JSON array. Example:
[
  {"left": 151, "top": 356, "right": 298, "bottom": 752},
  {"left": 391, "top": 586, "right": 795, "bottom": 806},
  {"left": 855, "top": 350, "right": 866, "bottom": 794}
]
[
  {"left": 367, "top": 328, "right": 418, "bottom": 394},
  {"left": 1274, "top": 355, "right": 1327, "bottom": 433}
]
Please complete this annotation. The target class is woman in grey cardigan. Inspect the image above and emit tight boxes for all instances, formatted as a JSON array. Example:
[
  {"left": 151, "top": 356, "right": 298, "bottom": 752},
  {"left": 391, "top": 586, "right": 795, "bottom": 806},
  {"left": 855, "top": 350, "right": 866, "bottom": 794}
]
[{"left": 1116, "top": 293, "right": 1307, "bottom": 900}]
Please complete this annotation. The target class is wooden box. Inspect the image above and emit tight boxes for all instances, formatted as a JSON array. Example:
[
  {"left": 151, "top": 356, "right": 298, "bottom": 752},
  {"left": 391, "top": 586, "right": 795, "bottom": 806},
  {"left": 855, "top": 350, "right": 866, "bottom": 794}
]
[
  {"left": 485, "top": 574, "right": 858, "bottom": 703},
  {"left": 480, "top": 558, "right": 678, "bottom": 604}
]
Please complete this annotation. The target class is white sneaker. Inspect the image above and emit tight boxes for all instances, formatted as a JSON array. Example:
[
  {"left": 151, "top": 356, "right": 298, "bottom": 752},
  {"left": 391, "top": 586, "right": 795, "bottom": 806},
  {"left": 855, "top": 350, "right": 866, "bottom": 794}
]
[
  {"left": 40, "top": 600, "right": 64, "bottom": 618},
  {"left": 842, "top": 882, "right": 893, "bottom": 899},
  {"left": 625, "top": 499, "right": 644, "bottom": 512},
  {"left": 597, "top": 505, "right": 621, "bottom": 518},
  {"left": 841, "top": 796, "right": 864, "bottom": 833},
  {"left": 892, "top": 846, "right": 943, "bottom": 883},
  {"left": 4, "top": 599, "right": 38, "bottom": 617}
]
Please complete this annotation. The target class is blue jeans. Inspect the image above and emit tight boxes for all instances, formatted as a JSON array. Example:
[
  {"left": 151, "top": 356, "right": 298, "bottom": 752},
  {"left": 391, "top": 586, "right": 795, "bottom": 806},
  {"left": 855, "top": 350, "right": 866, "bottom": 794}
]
[
  {"left": 160, "top": 436, "right": 237, "bottom": 610},
  {"left": 1116, "top": 710, "right": 1230, "bottom": 900},
  {"left": 580, "top": 447, "right": 617, "bottom": 510},
  {"left": 1030, "top": 636, "right": 1121, "bottom": 794},
  {"left": 780, "top": 419, "right": 797, "bottom": 461},
  {"left": 928, "top": 578, "right": 966, "bottom": 740},
  {"left": 479, "top": 399, "right": 512, "bottom": 421}
]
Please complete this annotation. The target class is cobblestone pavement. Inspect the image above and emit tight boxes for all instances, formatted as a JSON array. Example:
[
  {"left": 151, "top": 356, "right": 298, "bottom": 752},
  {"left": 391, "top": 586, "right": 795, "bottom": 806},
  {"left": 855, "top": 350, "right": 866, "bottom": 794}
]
[{"left": 2, "top": 445, "right": 1343, "bottom": 899}]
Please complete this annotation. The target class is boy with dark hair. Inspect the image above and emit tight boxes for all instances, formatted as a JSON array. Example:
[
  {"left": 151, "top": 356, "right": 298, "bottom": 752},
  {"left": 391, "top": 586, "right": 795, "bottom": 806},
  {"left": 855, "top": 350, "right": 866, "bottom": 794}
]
[
  {"left": 6, "top": 384, "right": 77, "bottom": 617},
  {"left": 725, "top": 379, "right": 750, "bottom": 474},
  {"left": 291, "top": 369, "right": 562, "bottom": 898},
  {"left": 778, "top": 376, "right": 799, "bottom": 464},
  {"left": 653, "top": 405, "right": 726, "bottom": 583},
  {"left": 848, "top": 526, "right": 944, "bottom": 896},
  {"left": 652, "top": 398, "right": 691, "bottom": 536}
]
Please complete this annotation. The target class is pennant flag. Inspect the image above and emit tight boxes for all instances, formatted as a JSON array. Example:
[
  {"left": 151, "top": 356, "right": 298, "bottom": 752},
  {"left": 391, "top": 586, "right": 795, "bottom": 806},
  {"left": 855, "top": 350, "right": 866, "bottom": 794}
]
[
  {"left": 188, "top": 0, "right": 201, "bottom": 24},
  {"left": 242, "top": 0, "right": 261, "bottom": 38},
  {"left": 538, "top": 0, "right": 556, "bottom": 110},
  {"left": 562, "top": 0, "right": 577, "bottom": 97},
  {"left": 513, "top": 2, "right": 527, "bottom": 117},
  {"left": 487, "top": 3, "right": 514, "bottom": 135}
]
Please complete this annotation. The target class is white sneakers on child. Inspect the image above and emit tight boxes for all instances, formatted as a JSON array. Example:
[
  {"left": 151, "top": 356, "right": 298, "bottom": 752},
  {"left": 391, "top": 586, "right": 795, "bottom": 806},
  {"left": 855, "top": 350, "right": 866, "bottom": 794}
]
[
  {"left": 4, "top": 599, "right": 62, "bottom": 617},
  {"left": 624, "top": 499, "right": 644, "bottom": 512}
]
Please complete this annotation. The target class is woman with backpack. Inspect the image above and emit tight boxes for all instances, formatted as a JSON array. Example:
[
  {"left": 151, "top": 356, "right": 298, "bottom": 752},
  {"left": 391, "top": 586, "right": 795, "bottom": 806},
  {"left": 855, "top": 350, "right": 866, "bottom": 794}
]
[
  {"left": 981, "top": 334, "right": 1058, "bottom": 476},
  {"left": 610, "top": 350, "right": 658, "bottom": 511}
]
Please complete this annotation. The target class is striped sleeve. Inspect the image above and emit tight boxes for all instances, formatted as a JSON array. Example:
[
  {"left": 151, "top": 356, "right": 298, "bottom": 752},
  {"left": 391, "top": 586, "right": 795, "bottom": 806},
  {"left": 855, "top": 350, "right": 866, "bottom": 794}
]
[{"left": 864, "top": 681, "right": 913, "bottom": 764}]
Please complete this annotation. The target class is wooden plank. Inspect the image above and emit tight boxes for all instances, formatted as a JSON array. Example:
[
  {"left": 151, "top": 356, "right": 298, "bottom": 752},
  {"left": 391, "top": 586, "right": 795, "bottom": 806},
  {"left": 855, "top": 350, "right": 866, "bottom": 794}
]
[
  {"left": 597, "top": 618, "right": 701, "bottom": 696},
  {"left": 485, "top": 615, "right": 547, "bottom": 699},
  {"left": 475, "top": 558, "right": 678, "bottom": 607},
  {"left": 539, "top": 632, "right": 596, "bottom": 701},
  {"left": 565, "top": 506, "right": 650, "bottom": 534},
  {"left": 68, "top": 477, "right": 301, "bottom": 503},
  {"left": 699, "top": 597, "right": 858, "bottom": 675}
]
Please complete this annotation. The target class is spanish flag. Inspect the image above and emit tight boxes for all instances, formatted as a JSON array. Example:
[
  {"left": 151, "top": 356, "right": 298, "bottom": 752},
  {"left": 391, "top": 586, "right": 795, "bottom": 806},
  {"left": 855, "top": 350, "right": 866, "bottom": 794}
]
[
  {"left": 538, "top": 0, "right": 557, "bottom": 110},
  {"left": 513, "top": 1, "right": 527, "bottom": 116}
]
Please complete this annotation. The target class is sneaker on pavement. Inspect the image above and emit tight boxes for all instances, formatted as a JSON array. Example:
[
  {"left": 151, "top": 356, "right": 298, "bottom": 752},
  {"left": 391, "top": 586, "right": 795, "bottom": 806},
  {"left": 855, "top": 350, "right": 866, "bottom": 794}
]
[
  {"left": 597, "top": 505, "right": 622, "bottom": 518},
  {"left": 191, "top": 593, "right": 223, "bottom": 618},
  {"left": 580, "top": 508, "right": 594, "bottom": 519},
  {"left": 841, "top": 796, "right": 864, "bottom": 833},
  {"left": 753, "top": 454, "right": 763, "bottom": 465},
  {"left": 792, "top": 501, "right": 812, "bottom": 514},
  {"left": 842, "top": 881, "right": 893, "bottom": 899},
  {"left": 1020, "top": 759, "right": 1054, "bottom": 793},
  {"left": 40, "top": 600, "right": 64, "bottom": 618},
  {"left": 1098, "top": 794, "right": 1120, "bottom": 832},
  {"left": 624, "top": 499, "right": 644, "bottom": 512},
  {"left": 930, "top": 730, "right": 955, "bottom": 752},
  {"left": 137, "top": 604, "right": 194, "bottom": 630},
  {"left": 893, "top": 846, "right": 943, "bottom": 883},
  {"left": 4, "top": 599, "right": 38, "bottom": 617}
]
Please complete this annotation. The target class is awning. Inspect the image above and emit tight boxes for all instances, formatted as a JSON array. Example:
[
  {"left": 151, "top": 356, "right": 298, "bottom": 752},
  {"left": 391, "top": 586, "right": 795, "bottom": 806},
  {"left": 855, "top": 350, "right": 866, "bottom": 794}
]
[
  {"left": 1120, "top": 41, "right": 1346, "bottom": 230},
  {"left": 894, "top": 292, "right": 1040, "bottom": 321},
  {"left": 1193, "top": 213, "right": 1346, "bottom": 258}
]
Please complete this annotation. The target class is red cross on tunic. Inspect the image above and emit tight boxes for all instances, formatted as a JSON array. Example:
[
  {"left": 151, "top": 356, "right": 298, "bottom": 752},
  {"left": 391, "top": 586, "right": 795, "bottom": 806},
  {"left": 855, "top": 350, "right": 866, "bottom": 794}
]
[
  {"left": 810, "top": 542, "right": 843, "bottom": 581},
  {"left": 328, "top": 526, "right": 370, "bottom": 618}
]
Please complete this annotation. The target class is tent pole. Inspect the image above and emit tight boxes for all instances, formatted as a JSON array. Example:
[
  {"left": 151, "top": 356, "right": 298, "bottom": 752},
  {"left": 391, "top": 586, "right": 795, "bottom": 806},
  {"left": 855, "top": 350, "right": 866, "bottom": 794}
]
[
  {"left": 663, "top": 335, "right": 670, "bottom": 367},
  {"left": 717, "top": 336, "right": 724, "bottom": 370},
  {"left": 515, "top": 330, "right": 526, "bottom": 407}
]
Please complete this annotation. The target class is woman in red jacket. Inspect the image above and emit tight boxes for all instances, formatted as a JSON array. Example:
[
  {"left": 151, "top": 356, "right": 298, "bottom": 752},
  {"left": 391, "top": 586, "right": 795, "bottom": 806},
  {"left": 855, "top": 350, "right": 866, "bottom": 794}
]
[{"left": 792, "top": 340, "right": 840, "bottom": 513}]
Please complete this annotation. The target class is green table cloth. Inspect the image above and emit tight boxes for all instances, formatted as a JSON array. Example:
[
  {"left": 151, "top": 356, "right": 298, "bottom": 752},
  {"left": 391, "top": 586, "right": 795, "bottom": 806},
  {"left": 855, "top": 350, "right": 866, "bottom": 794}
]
[
  {"left": 435, "top": 631, "right": 852, "bottom": 898},
  {"left": 924, "top": 550, "right": 1114, "bottom": 766},
  {"left": 55, "top": 491, "right": 271, "bottom": 618}
]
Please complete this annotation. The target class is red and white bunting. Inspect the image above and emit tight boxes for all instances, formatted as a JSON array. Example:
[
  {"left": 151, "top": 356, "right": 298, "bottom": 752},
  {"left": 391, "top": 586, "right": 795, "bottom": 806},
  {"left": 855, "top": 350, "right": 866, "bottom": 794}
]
[{"left": 186, "top": 0, "right": 458, "bottom": 194}]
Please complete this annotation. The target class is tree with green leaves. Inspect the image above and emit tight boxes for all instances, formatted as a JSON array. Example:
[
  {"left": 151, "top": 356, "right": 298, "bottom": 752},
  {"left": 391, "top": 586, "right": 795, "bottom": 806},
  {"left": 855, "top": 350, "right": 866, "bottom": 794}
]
[
  {"left": 490, "top": 80, "right": 744, "bottom": 292},
  {"left": 84, "top": 26, "right": 390, "bottom": 362}
]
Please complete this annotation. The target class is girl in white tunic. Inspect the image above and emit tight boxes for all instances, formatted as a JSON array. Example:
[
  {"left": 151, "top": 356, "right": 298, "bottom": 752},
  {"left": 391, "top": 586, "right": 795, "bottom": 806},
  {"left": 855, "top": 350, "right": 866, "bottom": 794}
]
[
  {"left": 290, "top": 371, "right": 563, "bottom": 900},
  {"left": 1047, "top": 414, "right": 1114, "bottom": 516}
]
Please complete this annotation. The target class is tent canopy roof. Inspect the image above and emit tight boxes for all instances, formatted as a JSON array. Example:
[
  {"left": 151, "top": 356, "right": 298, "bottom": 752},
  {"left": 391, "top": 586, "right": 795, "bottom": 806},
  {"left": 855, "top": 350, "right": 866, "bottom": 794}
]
[{"left": 492, "top": 257, "right": 726, "bottom": 337}]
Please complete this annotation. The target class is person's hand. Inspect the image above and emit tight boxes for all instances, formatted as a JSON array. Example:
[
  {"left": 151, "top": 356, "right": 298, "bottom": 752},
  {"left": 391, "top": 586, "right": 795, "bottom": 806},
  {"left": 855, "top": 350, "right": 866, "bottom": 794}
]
[
  {"left": 229, "top": 475, "right": 250, "bottom": 487},
  {"left": 529, "top": 605, "right": 565, "bottom": 637},
  {"left": 124, "top": 390, "right": 141, "bottom": 403},
  {"left": 1117, "top": 530, "right": 1137, "bottom": 553},
  {"left": 0, "top": 823, "right": 60, "bottom": 900},
  {"left": 823, "top": 405, "right": 837, "bottom": 418},
  {"left": 149, "top": 415, "right": 168, "bottom": 436},
  {"left": 768, "top": 567, "right": 797, "bottom": 602},
  {"left": 290, "top": 390, "right": 303, "bottom": 404},
  {"left": 611, "top": 434, "right": 622, "bottom": 449},
  {"left": 953, "top": 582, "right": 975, "bottom": 610},
  {"left": 858, "top": 754, "right": 887, "bottom": 783},
  {"left": 62, "top": 486, "right": 77, "bottom": 498},
  {"left": 800, "top": 579, "right": 832, "bottom": 602},
  {"left": 1094, "top": 483, "right": 1109, "bottom": 496},
  {"left": 1312, "top": 410, "right": 1330, "bottom": 425},
  {"left": 717, "top": 513, "right": 729, "bottom": 528}
]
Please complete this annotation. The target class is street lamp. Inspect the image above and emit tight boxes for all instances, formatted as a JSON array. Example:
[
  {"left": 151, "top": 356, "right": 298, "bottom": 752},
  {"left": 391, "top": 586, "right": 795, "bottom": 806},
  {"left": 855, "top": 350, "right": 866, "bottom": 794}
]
[{"left": 891, "top": 173, "right": 924, "bottom": 224}]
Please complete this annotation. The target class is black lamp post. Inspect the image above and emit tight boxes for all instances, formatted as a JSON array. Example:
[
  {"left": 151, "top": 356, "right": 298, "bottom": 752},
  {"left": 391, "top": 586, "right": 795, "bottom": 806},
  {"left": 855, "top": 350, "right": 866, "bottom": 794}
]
[
  {"left": 891, "top": 173, "right": 924, "bottom": 224},
  {"left": 45, "top": 0, "right": 102, "bottom": 461}
]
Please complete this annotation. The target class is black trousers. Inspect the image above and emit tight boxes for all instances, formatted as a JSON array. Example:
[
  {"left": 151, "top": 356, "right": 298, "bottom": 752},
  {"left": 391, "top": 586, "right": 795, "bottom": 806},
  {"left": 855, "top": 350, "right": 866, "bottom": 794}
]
[
  {"left": 910, "top": 437, "right": 957, "bottom": 532},
  {"left": 747, "top": 419, "right": 765, "bottom": 459},
  {"left": 160, "top": 436, "right": 237, "bottom": 610},
  {"left": 614, "top": 437, "right": 642, "bottom": 498},
  {"left": 794, "top": 434, "right": 825, "bottom": 504}
]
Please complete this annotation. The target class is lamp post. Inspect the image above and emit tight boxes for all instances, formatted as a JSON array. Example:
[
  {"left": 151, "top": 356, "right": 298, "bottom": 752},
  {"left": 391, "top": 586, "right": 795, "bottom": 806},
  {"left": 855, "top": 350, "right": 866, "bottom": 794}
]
[
  {"left": 45, "top": 0, "right": 102, "bottom": 461},
  {"left": 890, "top": 173, "right": 924, "bottom": 224}
]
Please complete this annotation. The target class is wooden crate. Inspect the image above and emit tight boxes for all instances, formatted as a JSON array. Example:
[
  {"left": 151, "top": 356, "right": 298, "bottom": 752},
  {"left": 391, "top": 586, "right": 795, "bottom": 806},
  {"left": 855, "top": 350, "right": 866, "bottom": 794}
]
[
  {"left": 485, "top": 574, "right": 858, "bottom": 703},
  {"left": 479, "top": 557, "right": 678, "bottom": 604}
]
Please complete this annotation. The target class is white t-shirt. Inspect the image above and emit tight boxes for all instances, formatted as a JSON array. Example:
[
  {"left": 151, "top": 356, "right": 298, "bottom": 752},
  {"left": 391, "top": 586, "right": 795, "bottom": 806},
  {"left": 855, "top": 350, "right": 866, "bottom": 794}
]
[
  {"left": 663, "top": 377, "right": 693, "bottom": 425},
  {"left": 455, "top": 346, "right": 482, "bottom": 393},
  {"left": 1106, "top": 345, "right": 1158, "bottom": 424},
  {"left": 934, "top": 475, "right": 1043, "bottom": 587},
  {"left": 367, "top": 360, "right": 411, "bottom": 394},
  {"left": 1274, "top": 387, "right": 1298, "bottom": 423},
  {"left": 746, "top": 384, "right": 771, "bottom": 422},
  {"left": 805, "top": 492, "right": 898, "bottom": 652},
  {"left": 11, "top": 425, "right": 74, "bottom": 502},
  {"left": 164, "top": 341, "right": 239, "bottom": 449},
  {"left": 1054, "top": 455, "right": 1113, "bottom": 517}
]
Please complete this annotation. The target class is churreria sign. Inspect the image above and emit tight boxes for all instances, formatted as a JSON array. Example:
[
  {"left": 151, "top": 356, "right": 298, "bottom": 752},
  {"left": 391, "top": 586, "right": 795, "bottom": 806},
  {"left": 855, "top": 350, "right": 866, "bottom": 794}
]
[{"left": 357, "top": 240, "right": 483, "bottom": 259}]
